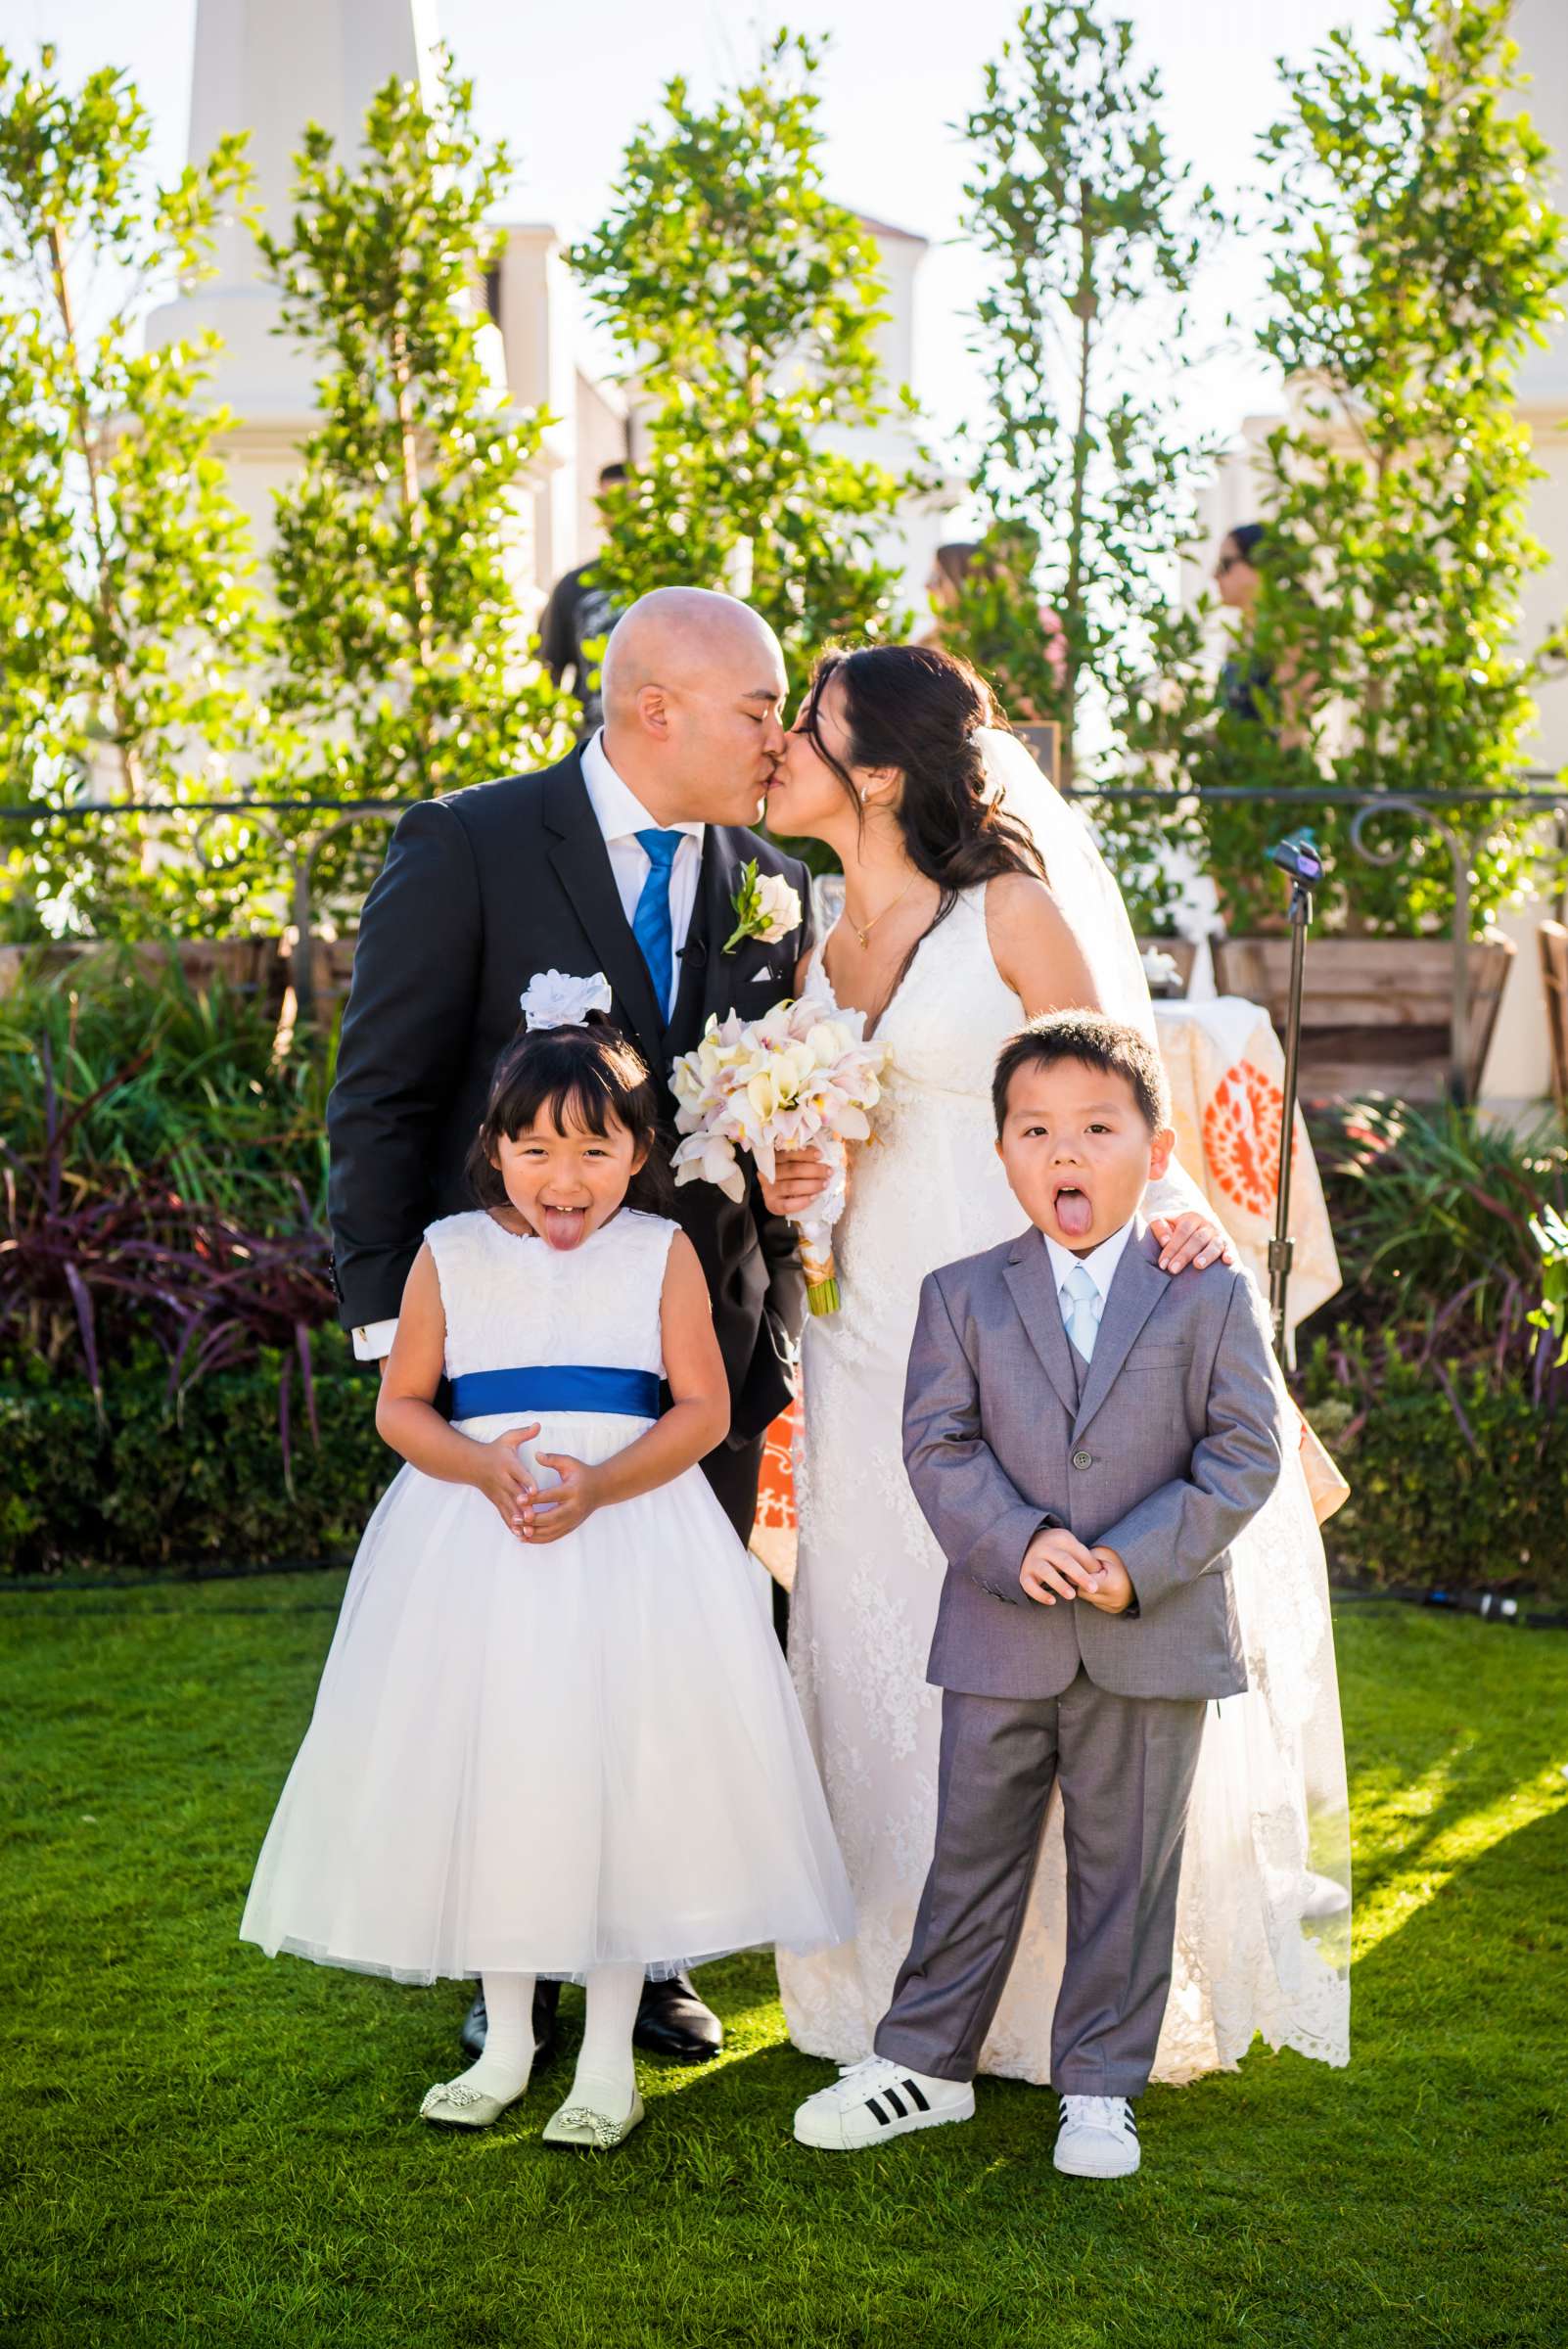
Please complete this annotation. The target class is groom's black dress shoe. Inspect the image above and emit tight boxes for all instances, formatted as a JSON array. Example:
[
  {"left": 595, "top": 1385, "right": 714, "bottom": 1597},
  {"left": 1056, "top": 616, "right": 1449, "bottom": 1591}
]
[
  {"left": 460, "top": 1978, "right": 561, "bottom": 2067},
  {"left": 633, "top": 1973, "right": 722, "bottom": 2062}
]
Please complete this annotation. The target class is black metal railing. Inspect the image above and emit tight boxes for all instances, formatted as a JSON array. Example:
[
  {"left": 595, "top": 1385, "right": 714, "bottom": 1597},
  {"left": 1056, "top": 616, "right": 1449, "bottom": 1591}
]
[
  {"left": 1071, "top": 778, "right": 1568, "bottom": 1101},
  {"left": 3, "top": 777, "right": 1566, "bottom": 1095}
]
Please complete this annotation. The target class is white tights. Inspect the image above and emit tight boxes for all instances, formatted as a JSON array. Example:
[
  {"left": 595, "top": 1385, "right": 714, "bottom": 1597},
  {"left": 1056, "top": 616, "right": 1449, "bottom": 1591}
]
[
  {"left": 451, "top": 1963, "right": 643, "bottom": 2119},
  {"left": 456, "top": 1969, "right": 536, "bottom": 2104},
  {"left": 563, "top": 1961, "right": 642, "bottom": 2118}
]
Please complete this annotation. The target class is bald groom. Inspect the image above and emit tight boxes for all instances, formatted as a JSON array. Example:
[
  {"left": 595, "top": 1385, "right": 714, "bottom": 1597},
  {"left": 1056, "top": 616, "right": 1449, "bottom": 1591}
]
[{"left": 326, "top": 588, "right": 816, "bottom": 2067}]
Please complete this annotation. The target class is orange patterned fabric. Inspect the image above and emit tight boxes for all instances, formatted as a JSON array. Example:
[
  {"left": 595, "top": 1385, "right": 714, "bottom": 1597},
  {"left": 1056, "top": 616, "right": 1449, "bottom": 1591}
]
[
  {"left": 1202, "top": 1058, "right": 1294, "bottom": 1217},
  {"left": 1153, "top": 999, "right": 1340, "bottom": 1345},
  {"left": 750, "top": 1397, "right": 802, "bottom": 1587}
]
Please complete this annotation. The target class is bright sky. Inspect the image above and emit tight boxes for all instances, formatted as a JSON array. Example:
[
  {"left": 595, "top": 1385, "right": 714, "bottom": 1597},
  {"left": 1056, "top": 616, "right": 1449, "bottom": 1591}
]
[{"left": 11, "top": 0, "right": 1387, "bottom": 458}]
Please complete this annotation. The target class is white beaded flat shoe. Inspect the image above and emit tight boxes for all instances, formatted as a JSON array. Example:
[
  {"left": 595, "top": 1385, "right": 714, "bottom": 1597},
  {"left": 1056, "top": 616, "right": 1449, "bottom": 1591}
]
[
  {"left": 419, "top": 2076, "right": 525, "bottom": 2130},
  {"left": 540, "top": 2089, "right": 646, "bottom": 2149}
]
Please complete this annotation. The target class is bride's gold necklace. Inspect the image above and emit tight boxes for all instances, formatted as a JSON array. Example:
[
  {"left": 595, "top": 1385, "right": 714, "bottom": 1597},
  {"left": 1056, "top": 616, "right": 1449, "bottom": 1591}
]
[{"left": 843, "top": 869, "right": 920, "bottom": 951}]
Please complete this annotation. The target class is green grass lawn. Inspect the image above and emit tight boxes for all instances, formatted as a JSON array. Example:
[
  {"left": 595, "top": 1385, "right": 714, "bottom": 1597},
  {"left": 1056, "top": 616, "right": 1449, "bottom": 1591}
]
[{"left": 2, "top": 1579, "right": 1565, "bottom": 2349}]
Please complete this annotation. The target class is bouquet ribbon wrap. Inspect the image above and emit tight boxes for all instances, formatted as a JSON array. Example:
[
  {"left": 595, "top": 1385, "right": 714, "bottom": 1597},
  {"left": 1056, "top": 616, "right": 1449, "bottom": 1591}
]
[{"left": 794, "top": 1135, "right": 850, "bottom": 1316}]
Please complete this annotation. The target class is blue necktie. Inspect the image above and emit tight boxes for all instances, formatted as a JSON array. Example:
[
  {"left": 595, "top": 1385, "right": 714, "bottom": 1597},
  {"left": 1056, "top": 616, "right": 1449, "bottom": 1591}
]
[
  {"left": 1061, "top": 1261, "right": 1102, "bottom": 1365},
  {"left": 632, "top": 828, "right": 683, "bottom": 1019}
]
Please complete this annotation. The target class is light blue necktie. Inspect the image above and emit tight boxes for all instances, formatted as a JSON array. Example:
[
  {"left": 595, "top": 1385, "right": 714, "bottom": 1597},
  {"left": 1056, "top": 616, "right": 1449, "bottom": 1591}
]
[
  {"left": 1061, "top": 1260, "right": 1102, "bottom": 1365},
  {"left": 632, "top": 828, "right": 683, "bottom": 1019}
]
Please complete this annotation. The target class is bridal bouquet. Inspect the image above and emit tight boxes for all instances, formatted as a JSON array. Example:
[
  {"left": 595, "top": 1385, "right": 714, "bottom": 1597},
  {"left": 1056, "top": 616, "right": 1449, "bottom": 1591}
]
[{"left": 670, "top": 997, "right": 889, "bottom": 1314}]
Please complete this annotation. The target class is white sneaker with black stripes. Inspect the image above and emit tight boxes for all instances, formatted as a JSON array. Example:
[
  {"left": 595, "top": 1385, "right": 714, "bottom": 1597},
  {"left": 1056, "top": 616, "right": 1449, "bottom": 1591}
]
[
  {"left": 1053, "top": 2094, "right": 1140, "bottom": 2178},
  {"left": 793, "top": 2055, "right": 975, "bottom": 2150}
]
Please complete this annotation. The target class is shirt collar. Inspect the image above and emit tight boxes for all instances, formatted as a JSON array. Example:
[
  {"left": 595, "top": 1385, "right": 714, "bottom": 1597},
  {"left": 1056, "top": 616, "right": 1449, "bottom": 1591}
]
[
  {"left": 1040, "top": 1217, "right": 1136, "bottom": 1305},
  {"left": 580, "top": 728, "right": 704, "bottom": 849}
]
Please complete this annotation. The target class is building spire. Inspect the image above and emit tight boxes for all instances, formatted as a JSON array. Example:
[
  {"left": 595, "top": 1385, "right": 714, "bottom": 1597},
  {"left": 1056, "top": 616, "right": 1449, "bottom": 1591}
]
[{"left": 149, "top": 0, "right": 435, "bottom": 422}]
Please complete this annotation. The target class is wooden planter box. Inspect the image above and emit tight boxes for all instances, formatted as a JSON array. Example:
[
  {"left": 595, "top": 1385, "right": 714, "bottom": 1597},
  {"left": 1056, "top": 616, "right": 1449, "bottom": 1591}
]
[
  {"left": 1543, "top": 922, "right": 1568, "bottom": 1121},
  {"left": 276, "top": 932, "right": 358, "bottom": 1019},
  {"left": 1210, "top": 934, "right": 1515, "bottom": 1103},
  {"left": 0, "top": 936, "right": 283, "bottom": 1004}
]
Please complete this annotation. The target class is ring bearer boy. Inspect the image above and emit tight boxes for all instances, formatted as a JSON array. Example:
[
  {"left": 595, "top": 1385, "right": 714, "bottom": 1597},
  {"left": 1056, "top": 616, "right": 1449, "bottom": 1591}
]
[{"left": 793, "top": 1011, "right": 1285, "bottom": 2179}]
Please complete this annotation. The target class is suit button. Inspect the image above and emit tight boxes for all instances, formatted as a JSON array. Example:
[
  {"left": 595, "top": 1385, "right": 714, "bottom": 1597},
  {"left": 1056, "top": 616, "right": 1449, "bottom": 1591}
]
[{"left": 1071, "top": 1449, "right": 1093, "bottom": 1470}]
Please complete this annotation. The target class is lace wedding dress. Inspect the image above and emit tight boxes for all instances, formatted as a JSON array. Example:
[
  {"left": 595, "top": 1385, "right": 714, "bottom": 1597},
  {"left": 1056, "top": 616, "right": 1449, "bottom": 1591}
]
[{"left": 779, "top": 774, "right": 1351, "bottom": 2085}]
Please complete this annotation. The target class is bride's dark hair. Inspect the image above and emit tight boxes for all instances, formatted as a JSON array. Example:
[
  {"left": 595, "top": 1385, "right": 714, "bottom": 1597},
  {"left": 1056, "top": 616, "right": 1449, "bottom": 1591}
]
[{"left": 798, "top": 646, "right": 1048, "bottom": 940}]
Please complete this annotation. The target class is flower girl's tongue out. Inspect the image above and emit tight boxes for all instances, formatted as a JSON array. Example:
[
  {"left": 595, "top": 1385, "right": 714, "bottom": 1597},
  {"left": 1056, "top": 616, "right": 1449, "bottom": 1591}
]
[
  {"left": 540, "top": 1204, "right": 590, "bottom": 1252},
  {"left": 473, "top": 1013, "right": 663, "bottom": 1255}
]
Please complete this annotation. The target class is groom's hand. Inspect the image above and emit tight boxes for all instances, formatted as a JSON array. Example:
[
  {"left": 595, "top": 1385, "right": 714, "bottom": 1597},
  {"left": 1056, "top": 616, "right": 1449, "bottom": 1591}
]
[
  {"left": 760, "top": 1147, "right": 834, "bottom": 1220},
  {"left": 1149, "top": 1210, "right": 1235, "bottom": 1275},
  {"left": 1021, "top": 1527, "right": 1102, "bottom": 1606}
]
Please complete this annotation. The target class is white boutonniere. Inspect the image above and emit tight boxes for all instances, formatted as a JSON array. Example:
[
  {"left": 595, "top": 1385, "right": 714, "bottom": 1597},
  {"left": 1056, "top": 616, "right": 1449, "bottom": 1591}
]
[{"left": 723, "top": 860, "right": 802, "bottom": 955}]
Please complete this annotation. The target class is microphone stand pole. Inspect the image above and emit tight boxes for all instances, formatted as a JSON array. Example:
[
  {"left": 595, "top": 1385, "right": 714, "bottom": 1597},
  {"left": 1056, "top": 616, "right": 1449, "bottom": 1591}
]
[{"left": 1268, "top": 844, "right": 1320, "bottom": 1359}]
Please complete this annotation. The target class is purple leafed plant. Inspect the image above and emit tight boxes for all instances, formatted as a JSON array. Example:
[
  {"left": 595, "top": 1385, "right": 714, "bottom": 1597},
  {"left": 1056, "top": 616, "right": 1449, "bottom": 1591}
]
[{"left": 1, "top": 1037, "right": 337, "bottom": 1487}]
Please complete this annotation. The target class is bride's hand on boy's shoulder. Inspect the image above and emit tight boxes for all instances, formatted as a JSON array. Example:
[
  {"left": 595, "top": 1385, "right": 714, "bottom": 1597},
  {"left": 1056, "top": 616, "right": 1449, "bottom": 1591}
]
[
  {"left": 522, "top": 1451, "right": 601, "bottom": 1543},
  {"left": 1147, "top": 1208, "right": 1234, "bottom": 1275},
  {"left": 469, "top": 1423, "right": 541, "bottom": 1538}
]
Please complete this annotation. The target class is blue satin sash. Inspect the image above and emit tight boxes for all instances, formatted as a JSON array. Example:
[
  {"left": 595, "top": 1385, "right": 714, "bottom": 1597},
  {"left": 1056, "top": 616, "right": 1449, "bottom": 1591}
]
[{"left": 447, "top": 1365, "right": 661, "bottom": 1421}]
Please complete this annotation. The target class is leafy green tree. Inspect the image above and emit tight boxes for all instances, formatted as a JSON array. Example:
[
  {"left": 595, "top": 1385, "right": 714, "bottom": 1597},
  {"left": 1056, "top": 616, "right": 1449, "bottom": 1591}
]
[
  {"left": 1199, "top": 0, "right": 1568, "bottom": 936},
  {"left": 261, "top": 52, "right": 573, "bottom": 885},
  {"left": 570, "top": 30, "right": 917, "bottom": 693},
  {"left": 951, "top": 2, "right": 1226, "bottom": 789},
  {"left": 0, "top": 44, "right": 263, "bottom": 937}
]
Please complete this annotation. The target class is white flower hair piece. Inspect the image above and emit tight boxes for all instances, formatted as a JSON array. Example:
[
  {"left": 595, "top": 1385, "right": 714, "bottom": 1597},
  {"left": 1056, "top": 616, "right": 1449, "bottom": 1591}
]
[{"left": 519, "top": 969, "right": 614, "bottom": 1032}]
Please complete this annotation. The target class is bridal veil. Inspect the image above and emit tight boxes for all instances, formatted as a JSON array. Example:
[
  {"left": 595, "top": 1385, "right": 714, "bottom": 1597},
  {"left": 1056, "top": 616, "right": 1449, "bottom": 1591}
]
[{"left": 980, "top": 725, "right": 1352, "bottom": 2072}]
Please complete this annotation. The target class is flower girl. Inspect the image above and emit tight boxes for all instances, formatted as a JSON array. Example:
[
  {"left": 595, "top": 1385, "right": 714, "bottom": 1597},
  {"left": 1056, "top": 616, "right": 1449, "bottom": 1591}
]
[{"left": 242, "top": 986, "right": 853, "bottom": 2147}]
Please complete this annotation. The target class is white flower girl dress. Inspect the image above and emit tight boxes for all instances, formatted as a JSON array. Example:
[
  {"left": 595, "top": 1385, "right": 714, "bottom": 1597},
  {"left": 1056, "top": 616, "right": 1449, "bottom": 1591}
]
[{"left": 242, "top": 1206, "right": 853, "bottom": 1985}]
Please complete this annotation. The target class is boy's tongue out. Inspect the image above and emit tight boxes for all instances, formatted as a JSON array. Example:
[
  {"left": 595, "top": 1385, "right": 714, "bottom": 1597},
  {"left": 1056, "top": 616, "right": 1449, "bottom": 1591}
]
[
  {"left": 541, "top": 1205, "right": 589, "bottom": 1251},
  {"left": 1053, "top": 1183, "right": 1094, "bottom": 1242}
]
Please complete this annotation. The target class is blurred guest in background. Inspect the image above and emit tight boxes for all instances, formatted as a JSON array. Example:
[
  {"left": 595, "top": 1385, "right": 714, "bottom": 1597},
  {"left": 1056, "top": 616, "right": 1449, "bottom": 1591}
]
[
  {"left": 1215, "top": 523, "right": 1273, "bottom": 722},
  {"left": 538, "top": 462, "right": 629, "bottom": 734},
  {"left": 917, "top": 540, "right": 981, "bottom": 648}
]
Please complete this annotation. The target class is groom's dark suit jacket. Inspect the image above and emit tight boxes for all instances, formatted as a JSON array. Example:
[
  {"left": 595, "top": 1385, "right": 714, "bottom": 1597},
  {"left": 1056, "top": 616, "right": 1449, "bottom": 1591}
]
[{"left": 326, "top": 749, "right": 815, "bottom": 1509}]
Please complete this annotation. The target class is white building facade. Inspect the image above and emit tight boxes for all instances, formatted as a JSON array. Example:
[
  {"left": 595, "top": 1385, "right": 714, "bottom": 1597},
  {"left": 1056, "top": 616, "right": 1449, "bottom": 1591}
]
[{"left": 149, "top": 0, "right": 943, "bottom": 631}]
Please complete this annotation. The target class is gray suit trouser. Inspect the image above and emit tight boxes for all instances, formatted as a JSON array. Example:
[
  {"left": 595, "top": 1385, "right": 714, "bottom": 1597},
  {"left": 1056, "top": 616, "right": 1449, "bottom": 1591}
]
[{"left": 874, "top": 1668, "right": 1207, "bottom": 2096}]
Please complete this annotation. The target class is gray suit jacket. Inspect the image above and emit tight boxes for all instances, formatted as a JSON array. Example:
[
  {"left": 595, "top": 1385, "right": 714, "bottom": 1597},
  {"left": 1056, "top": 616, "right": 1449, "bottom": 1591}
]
[{"left": 901, "top": 1218, "right": 1286, "bottom": 1703}]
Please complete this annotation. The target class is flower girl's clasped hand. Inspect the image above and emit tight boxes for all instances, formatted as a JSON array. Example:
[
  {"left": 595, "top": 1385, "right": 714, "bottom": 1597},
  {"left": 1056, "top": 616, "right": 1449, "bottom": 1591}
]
[
  {"left": 470, "top": 1422, "right": 540, "bottom": 1539},
  {"left": 521, "top": 1451, "right": 601, "bottom": 1543}
]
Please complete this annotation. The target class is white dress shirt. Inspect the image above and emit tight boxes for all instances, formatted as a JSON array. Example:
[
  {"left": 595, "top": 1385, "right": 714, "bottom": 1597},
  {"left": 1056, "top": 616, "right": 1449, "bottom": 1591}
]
[
  {"left": 579, "top": 726, "right": 705, "bottom": 1000},
  {"left": 1041, "top": 1217, "right": 1136, "bottom": 1355},
  {"left": 351, "top": 731, "right": 706, "bottom": 1362}
]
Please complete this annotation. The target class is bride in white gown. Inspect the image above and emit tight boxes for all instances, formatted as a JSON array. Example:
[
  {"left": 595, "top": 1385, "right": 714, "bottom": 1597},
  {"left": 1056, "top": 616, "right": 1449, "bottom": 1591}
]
[{"left": 763, "top": 644, "right": 1350, "bottom": 2085}]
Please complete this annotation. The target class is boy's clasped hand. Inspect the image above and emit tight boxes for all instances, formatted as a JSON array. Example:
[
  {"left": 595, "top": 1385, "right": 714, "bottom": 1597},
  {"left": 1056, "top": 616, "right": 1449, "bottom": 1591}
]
[{"left": 1020, "top": 1528, "right": 1133, "bottom": 1614}]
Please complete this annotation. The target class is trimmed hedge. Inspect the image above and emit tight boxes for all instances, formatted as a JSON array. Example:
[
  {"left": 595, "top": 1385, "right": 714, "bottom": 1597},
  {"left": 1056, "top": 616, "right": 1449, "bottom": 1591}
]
[
  {"left": 1295, "top": 1331, "right": 1568, "bottom": 1602},
  {"left": 5, "top": 1336, "right": 1563, "bottom": 1596},
  {"left": 0, "top": 1362, "right": 391, "bottom": 1578}
]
